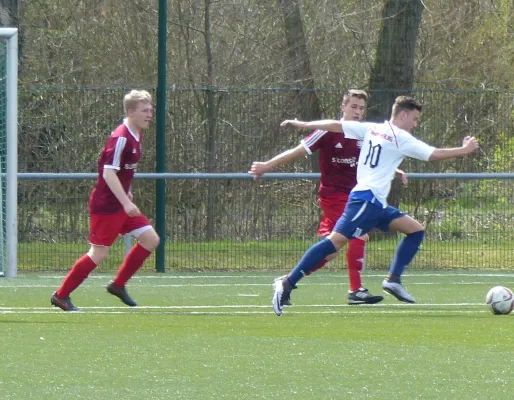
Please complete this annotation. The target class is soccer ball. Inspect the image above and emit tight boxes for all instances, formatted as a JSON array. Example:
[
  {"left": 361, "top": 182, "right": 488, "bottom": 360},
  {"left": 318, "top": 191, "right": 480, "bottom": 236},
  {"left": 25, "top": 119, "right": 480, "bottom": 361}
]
[{"left": 485, "top": 286, "right": 514, "bottom": 315}]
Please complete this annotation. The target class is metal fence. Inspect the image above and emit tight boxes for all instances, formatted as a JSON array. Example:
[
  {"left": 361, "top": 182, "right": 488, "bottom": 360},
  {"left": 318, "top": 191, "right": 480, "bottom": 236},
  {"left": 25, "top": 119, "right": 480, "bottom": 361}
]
[{"left": 16, "top": 87, "right": 514, "bottom": 272}]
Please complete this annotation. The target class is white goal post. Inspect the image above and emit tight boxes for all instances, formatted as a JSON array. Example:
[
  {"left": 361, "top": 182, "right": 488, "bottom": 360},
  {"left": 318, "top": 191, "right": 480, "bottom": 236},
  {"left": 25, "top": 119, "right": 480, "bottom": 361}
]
[{"left": 0, "top": 28, "right": 18, "bottom": 277}]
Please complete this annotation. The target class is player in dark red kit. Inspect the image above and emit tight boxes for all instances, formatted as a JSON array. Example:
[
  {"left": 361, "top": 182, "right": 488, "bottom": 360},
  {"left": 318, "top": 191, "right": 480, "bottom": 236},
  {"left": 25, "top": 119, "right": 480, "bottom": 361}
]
[
  {"left": 249, "top": 90, "right": 407, "bottom": 305},
  {"left": 51, "top": 90, "right": 160, "bottom": 311}
]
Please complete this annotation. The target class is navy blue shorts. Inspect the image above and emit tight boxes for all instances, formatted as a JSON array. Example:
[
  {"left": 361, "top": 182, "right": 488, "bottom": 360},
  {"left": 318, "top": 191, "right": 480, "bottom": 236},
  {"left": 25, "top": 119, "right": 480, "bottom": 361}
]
[{"left": 334, "top": 199, "right": 404, "bottom": 239}]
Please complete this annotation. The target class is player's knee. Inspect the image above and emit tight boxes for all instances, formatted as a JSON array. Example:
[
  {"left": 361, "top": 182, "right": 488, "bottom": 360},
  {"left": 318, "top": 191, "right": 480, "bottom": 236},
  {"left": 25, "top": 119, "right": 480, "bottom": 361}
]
[
  {"left": 327, "top": 232, "right": 348, "bottom": 250},
  {"left": 150, "top": 234, "right": 160, "bottom": 250},
  {"left": 139, "top": 230, "right": 160, "bottom": 251},
  {"left": 87, "top": 245, "right": 109, "bottom": 264}
]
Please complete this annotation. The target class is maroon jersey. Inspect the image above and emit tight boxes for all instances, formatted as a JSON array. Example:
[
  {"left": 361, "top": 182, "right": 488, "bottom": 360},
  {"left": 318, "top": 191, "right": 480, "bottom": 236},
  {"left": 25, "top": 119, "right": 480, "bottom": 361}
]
[
  {"left": 301, "top": 130, "right": 362, "bottom": 197},
  {"left": 89, "top": 122, "right": 143, "bottom": 214}
]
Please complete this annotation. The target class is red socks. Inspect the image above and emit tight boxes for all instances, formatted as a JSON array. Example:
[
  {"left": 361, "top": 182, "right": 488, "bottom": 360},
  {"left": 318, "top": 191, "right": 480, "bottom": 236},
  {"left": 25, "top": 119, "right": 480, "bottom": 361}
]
[
  {"left": 56, "top": 254, "right": 97, "bottom": 298},
  {"left": 56, "top": 244, "right": 151, "bottom": 298},
  {"left": 346, "top": 238, "right": 366, "bottom": 291},
  {"left": 306, "top": 259, "right": 328, "bottom": 275},
  {"left": 113, "top": 243, "right": 151, "bottom": 287}
]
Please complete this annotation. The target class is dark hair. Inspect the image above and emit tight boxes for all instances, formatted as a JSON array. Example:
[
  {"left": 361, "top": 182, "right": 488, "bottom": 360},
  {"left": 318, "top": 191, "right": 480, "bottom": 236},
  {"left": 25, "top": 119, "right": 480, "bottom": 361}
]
[
  {"left": 391, "top": 96, "right": 422, "bottom": 117},
  {"left": 342, "top": 89, "right": 368, "bottom": 105}
]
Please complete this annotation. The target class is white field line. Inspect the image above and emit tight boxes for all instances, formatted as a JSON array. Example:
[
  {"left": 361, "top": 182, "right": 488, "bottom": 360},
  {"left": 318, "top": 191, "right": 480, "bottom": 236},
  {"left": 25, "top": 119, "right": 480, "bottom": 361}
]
[
  {"left": 0, "top": 303, "right": 486, "bottom": 310},
  {"left": 31, "top": 273, "right": 514, "bottom": 279},
  {"left": 0, "top": 310, "right": 493, "bottom": 315},
  {"left": 0, "top": 303, "right": 494, "bottom": 315},
  {"left": 0, "top": 282, "right": 513, "bottom": 289}
]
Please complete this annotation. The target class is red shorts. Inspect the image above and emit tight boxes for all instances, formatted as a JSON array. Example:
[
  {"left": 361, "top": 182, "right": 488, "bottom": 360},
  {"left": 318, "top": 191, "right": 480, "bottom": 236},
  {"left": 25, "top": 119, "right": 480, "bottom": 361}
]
[
  {"left": 317, "top": 193, "right": 349, "bottom": 237},
  {"left": 89, "top": 211, "right": 152, "bottom": 246}
]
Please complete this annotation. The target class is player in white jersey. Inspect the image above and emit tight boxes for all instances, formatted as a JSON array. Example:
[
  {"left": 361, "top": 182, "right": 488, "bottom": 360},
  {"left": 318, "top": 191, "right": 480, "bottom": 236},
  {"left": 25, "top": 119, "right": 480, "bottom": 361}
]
[{"left": 271, "top": 96, "right": 479, "bottom": 316}]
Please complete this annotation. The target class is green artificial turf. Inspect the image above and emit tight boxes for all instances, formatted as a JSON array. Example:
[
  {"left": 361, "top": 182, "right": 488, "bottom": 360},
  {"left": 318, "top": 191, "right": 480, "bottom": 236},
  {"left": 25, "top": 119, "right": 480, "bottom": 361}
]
[{"left": 1, "top": 271, "right": 513, "bottom": 399}]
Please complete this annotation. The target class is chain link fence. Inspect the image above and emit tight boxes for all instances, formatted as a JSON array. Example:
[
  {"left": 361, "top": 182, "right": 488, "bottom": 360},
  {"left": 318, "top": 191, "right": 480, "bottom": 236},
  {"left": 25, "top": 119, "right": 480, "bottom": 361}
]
[{"left": 17, "top": 87, "right": 514, "bottom": 272}]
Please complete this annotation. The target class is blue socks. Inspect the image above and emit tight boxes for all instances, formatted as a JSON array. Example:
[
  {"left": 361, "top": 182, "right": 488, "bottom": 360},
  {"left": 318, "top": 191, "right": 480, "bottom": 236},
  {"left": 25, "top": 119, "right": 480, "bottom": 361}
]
[
  {"left": 389, "top": 230, "right": 425, "bottom": 280},
  {"left": 288, "top": 238, "right": 337, "bottom": 286},
  {"left": 287, "top": 231, "right": 424, "bottom": 287}
]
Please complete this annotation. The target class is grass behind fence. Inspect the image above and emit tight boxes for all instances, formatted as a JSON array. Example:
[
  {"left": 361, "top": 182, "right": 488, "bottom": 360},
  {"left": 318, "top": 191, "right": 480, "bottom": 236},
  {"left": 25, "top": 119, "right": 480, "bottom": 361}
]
[{"left": 17, "top": 237, "right": 514, "bottom": 273}]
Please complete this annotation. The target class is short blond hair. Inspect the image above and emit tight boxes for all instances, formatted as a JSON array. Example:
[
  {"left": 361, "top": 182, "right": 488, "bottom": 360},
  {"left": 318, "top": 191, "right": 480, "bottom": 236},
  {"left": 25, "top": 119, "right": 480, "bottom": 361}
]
[
  {"left": 123, "top": 90, "right": 152, "bottom": 115},
  {"left": 342, "top": 89, "right": 368, "bottom": 105}
]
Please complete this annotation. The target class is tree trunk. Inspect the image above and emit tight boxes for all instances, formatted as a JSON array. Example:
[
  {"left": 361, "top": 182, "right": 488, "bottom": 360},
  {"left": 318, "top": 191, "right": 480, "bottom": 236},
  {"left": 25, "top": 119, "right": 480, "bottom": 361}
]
[
  {"left": 368, "top": 0, "right": 424, "bottom": 209},
  {"left": 277, "top": 0, "right": 322, "bottom": 176},
  {"left": 367, "top": 0, "right": 424, "bottom": 122},
  {"left": 0, "top": 0, "right": 18, "bottom": 26}
]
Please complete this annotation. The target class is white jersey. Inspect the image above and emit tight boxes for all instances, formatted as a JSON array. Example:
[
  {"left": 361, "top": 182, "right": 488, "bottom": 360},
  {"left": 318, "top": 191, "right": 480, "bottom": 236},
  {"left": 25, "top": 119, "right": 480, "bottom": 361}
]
[{"left": 341, "top": 120, "right": 435, "bottom": 207}]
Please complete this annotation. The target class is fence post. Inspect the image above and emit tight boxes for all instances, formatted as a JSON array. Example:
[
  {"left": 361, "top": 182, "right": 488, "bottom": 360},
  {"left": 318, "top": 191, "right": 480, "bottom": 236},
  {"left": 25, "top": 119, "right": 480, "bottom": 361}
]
[{"left": 154, "top": 0, "right": 167, "bottom": 273}]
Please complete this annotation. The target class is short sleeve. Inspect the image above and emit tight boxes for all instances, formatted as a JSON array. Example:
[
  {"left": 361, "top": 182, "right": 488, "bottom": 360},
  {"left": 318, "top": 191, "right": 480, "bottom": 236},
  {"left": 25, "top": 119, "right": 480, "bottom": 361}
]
[
  {"left": 340, "top": 121, "right": 371, "bottom": 140},
  {"left": 301, "top": 130, "right": 329, "bottom": 155},
  {"left": 103, "top": 135, "right": 128, "bottom": 170},
  {"left": 398, "top": 133, "right": 435, "bottom": 161}
]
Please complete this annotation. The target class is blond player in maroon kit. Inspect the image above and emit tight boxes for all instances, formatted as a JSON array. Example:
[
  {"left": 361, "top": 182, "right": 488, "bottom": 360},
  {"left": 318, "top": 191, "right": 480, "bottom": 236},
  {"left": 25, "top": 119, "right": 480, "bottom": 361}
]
[
  {"left": 51, "top": 90, "right": 160, "bottom": 311},
  {"left": 249, "top": 90, "right": 407, "bottom": 305}
]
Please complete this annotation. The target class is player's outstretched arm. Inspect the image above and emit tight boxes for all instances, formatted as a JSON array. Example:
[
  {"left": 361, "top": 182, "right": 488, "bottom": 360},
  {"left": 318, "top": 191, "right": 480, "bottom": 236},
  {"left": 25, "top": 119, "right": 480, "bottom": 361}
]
[
  {"left": 249, "top": 144, "right": 307, "bottom": 180},
  {"left": 429, "top": 136, "right": 479, "bottom": 161},
  {"left": 281, "top": 119, "right": 343, "bottom": 133}
]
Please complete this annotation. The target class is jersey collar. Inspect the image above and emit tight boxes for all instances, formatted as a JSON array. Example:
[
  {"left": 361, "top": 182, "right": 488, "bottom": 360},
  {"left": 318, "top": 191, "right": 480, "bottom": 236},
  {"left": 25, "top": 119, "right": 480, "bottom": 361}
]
[
  {"left": 123, "top": 118, "right": 140, "bottom": 142},
  {"left": 386, "top": 120, "right": 399, "bottom": 148}
]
